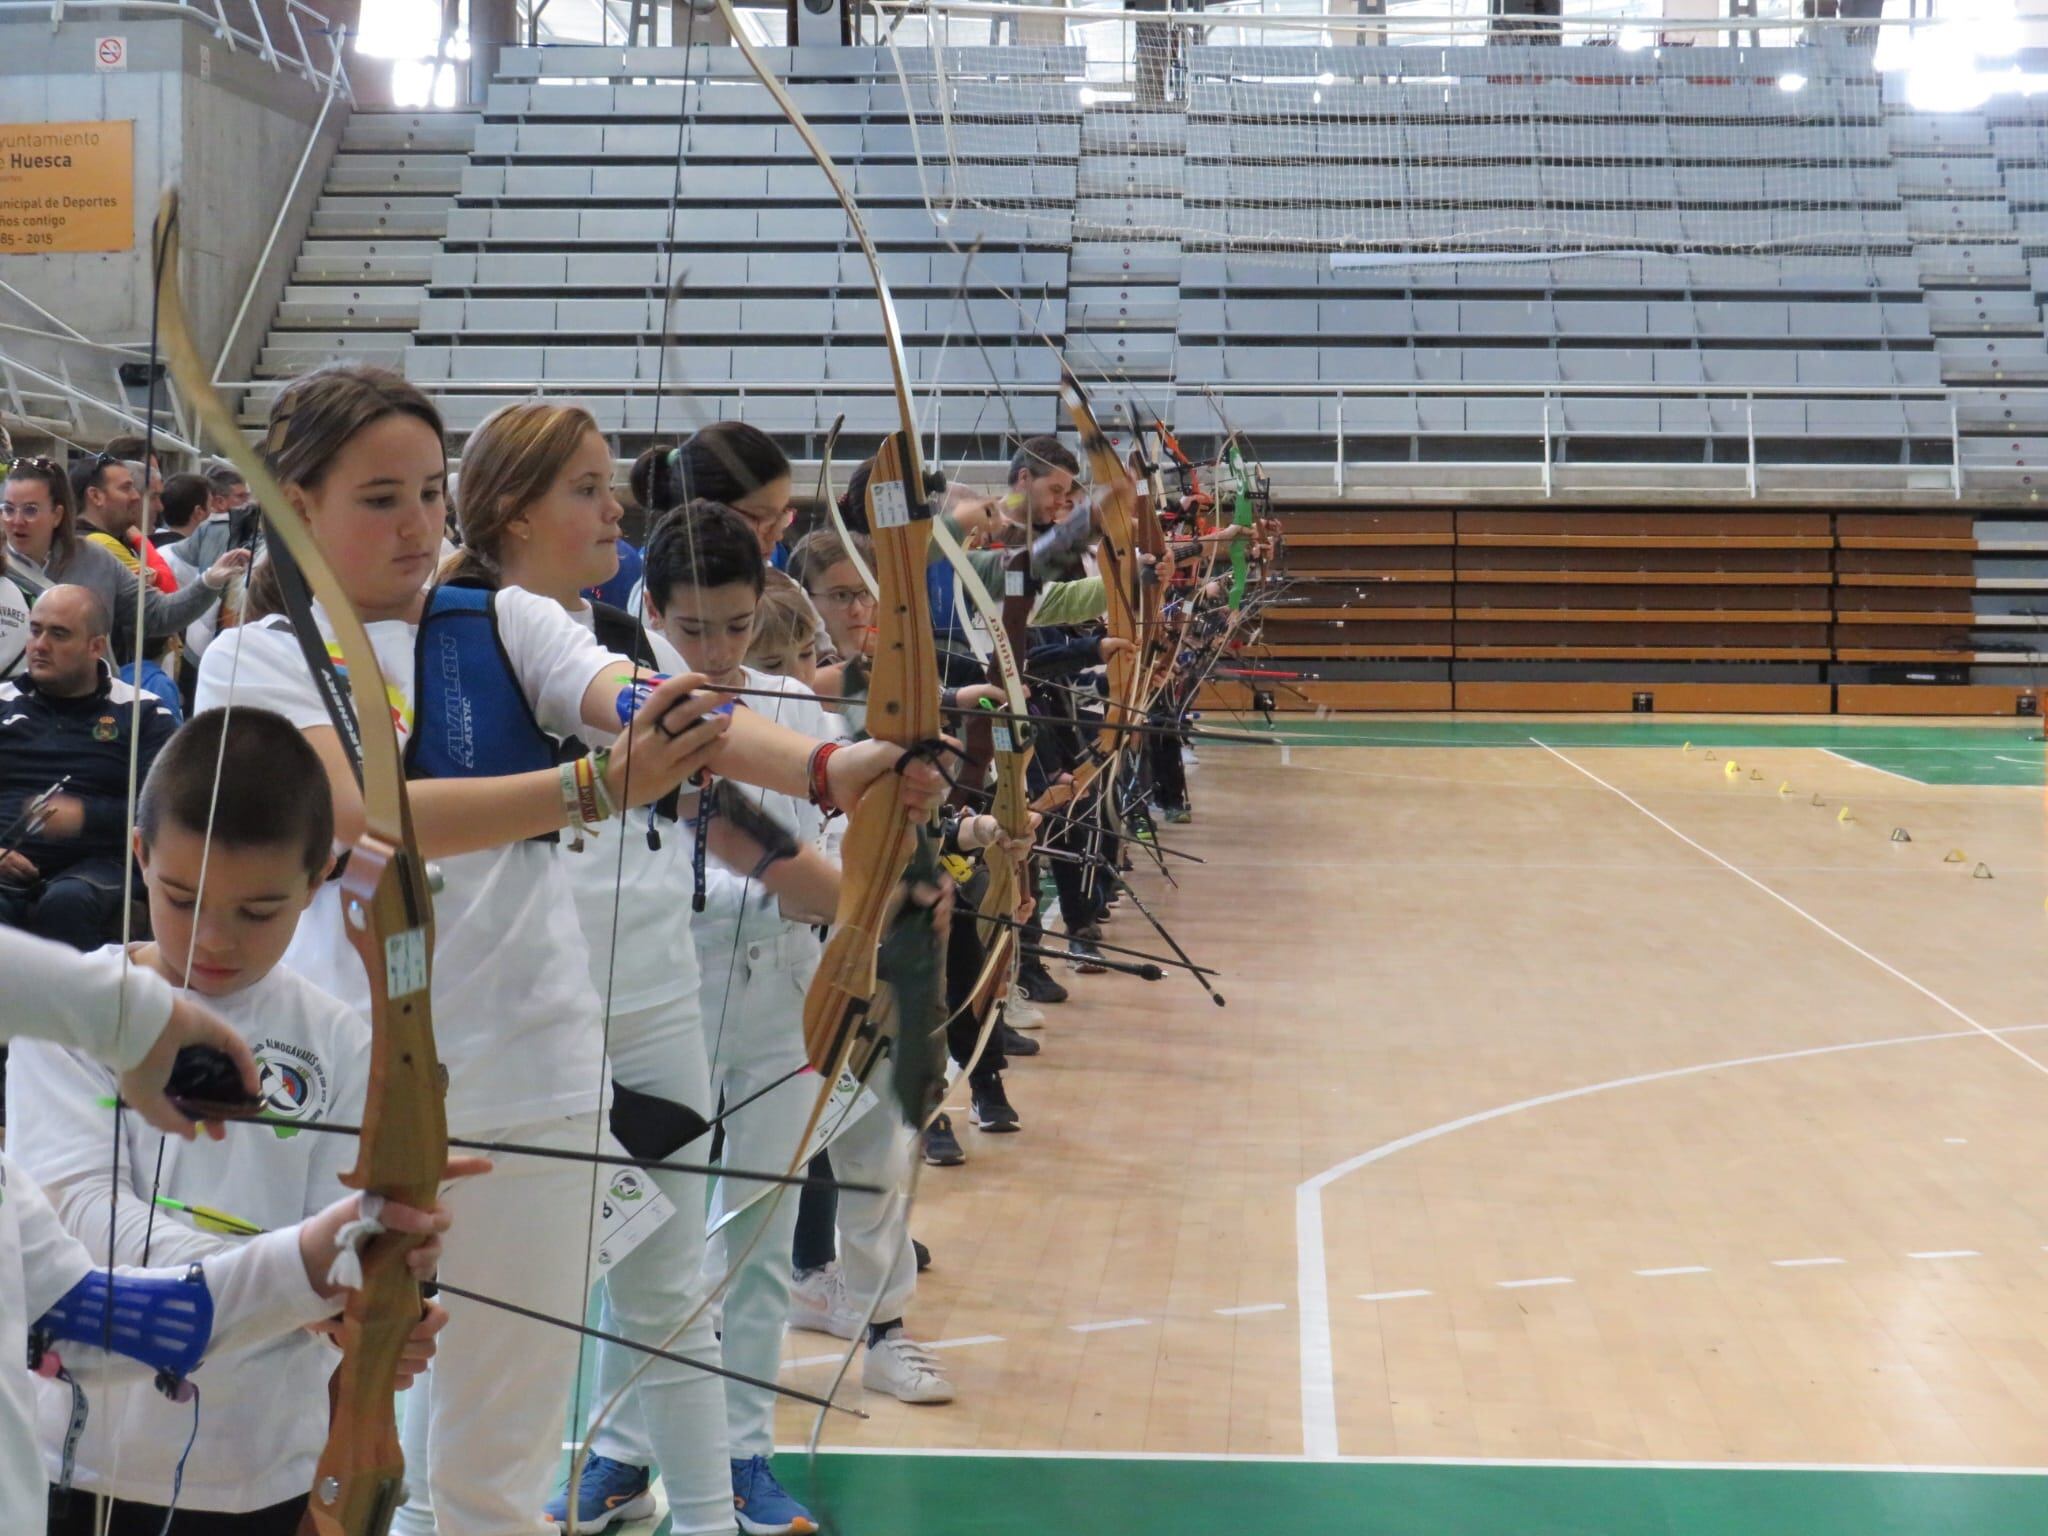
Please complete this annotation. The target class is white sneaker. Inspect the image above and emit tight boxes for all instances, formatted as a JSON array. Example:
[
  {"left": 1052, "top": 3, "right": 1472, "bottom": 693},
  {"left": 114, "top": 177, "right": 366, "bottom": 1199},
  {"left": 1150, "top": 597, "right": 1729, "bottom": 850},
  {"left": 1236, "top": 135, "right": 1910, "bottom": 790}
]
[
  {"left": 862, "top": 1330, "right": 955, "bottom": 1404},
  {"left": 787, "top": 1264, "right": 860, "bottom": 1340},
  {"left": 1006, "top": 984, "right": 1044, "bottom": 1031}
]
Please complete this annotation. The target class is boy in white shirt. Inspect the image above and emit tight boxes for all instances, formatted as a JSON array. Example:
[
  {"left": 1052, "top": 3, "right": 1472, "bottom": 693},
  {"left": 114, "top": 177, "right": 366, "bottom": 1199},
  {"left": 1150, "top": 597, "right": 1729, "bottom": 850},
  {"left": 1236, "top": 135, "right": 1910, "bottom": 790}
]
[{"left": 8, "top": 707, "right": 440, "bottom": 1534}]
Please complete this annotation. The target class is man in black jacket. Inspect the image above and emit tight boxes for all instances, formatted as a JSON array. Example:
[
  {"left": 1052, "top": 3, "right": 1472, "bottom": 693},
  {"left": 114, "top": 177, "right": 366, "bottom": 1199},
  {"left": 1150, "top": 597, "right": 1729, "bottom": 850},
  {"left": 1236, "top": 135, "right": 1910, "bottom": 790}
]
[{"left": 0, "top": 585, "right": 176, "bottom": 949}]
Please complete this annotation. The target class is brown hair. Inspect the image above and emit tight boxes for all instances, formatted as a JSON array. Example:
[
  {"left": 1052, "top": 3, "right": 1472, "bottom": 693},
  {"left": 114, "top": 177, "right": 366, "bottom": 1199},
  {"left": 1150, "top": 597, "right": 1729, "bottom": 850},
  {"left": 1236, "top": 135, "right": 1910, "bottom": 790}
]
[
  {"left": 746, "top": 570, "right": 822, "bottom": 674},
  {"left": 445, "top": 401, "right": 605, "bottom": 587},
  {"left": 265, "top": 364, "right": 445, "bottom": 492},
  {"left": 2, "top": 456, "right": 79, "bottom": 568},
  {"left": 786, "top": 526, "right": 874, "bottom": 595},
  {"left": 246, "top": 365, "right": 447, "bottom": 619},
  {"left": 140, "top": 707, "right": 335, "bottom": 878}
]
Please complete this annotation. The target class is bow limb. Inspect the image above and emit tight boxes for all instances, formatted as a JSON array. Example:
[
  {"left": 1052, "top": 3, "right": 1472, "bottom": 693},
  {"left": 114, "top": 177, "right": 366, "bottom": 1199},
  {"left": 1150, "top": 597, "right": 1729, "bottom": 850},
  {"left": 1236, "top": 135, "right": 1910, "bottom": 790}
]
[{"left": 151, "top": 191, "right": 446, "bottom": 1536}]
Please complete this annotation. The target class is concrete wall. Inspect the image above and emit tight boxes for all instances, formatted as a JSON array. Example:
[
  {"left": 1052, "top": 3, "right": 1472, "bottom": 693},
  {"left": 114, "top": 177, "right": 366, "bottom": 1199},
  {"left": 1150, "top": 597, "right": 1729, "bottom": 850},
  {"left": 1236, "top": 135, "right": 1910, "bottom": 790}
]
[{"left": 0, "top": 17, "right": 338, "bottom": 425}]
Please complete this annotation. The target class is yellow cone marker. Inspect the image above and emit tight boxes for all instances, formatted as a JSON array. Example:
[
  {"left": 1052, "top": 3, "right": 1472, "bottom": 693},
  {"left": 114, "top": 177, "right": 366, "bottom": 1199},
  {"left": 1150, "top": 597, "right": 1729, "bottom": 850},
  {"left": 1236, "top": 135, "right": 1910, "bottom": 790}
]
[
  {"left": 1778, "top": 781, "right": 1792, "bottom": 796},
  {"left": 1944, "top": 849, "right": 1966, "bottom": 863},
  {"left": 1838, "top": 805, "right": 1855, "bottom": 823},
  {"left": 1682, "top": 741, "right": 1692, "bottom": 754},
  {"left": 1724, "top": 760, "right": 1739, "bottom": 779}
]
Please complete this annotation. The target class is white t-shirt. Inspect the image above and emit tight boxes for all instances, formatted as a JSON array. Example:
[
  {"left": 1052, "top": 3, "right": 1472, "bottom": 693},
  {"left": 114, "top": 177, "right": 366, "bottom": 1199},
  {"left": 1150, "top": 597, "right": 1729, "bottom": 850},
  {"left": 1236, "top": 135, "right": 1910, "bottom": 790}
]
[
  {"left": 697, "top": 667, "right": 843, "bottom": 952},
  {"left": 195, "top": 587, "right": 626, "bottom": 1134},
  {"left": 562, "top": 604, "right": 703, "bottom": 1018},
  {"left": 0, "top": 928, "right": 175, "bottom": 1068},
  {"left": 7, "top": 957, "right": 369, "bottom": 1510}
]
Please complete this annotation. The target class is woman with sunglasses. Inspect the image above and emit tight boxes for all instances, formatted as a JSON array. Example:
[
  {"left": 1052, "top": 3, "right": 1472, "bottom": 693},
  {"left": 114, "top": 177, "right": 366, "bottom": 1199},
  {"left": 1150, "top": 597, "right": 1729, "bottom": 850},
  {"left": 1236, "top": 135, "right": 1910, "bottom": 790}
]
[{"left": 0, "top": 456, "right": 248, "bottom": 658}]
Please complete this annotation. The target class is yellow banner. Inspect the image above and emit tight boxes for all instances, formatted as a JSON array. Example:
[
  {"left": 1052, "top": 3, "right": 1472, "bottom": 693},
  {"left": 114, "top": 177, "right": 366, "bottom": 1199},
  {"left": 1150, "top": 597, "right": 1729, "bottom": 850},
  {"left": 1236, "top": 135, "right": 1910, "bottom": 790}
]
[{"left": 0, "top": 121, "right": 134, "bottom": 254}]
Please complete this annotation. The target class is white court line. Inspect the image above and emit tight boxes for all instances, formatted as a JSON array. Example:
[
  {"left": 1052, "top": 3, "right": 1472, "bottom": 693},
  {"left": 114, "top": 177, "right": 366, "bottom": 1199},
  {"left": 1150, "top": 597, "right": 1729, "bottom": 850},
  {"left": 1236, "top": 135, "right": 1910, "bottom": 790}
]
[
  {"left": 1634, "top": 1266, "right": 1711, "bottom": 1278},
  {"left": 1357, "top": 1289, "right": 1433, "bottom": 1303},
  {"left": 1771, "top": 1257, "right": 1847, "bottom": 1269},
  {"left": 1298, "top": 1024, "right": 2048, "bottom": 1458},
  {"left": 1497, "top": 1276, "right": 1574, "bottom": 1290},
  {"left": 1821, "top": 747, "right": 1929, "bottom": 786},
  {"left": 1215, "top": 1303, "right": 1289, "bottom": 1317},
  {"left": 925, "top": 1334, "right": 1006, "bottom": 1350},
  {"left": 1907, "top": 1250, "right": 1981, "bottom": 1260},
  {"left": 783, "top": 1350, "right": 848, "bottom": 1369},
  {"left": 1295, "top": 737, "right": 2048, "bottom": 1462},
  {"left": 1532, "top": 740, "right": 2048, "bottom": 1083},
  {"left": 1295, "top": 1029, "right": 2036, "bottom": 1459},
  {"left": 1069, "top": 1318, "right": 1151, "bottom": 1333}
]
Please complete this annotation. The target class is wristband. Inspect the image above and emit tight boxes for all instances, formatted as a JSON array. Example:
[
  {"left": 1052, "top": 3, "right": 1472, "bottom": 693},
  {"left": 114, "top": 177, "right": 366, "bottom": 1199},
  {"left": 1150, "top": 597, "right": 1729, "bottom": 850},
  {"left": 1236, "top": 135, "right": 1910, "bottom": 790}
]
[
  {"left": 587, "top": 748, "right": 617, "bottom": 821},
  {"left": 573, "top": 755, "right": 604, "bottom": 828},
  {"left": 807, "top": 740, "right": 843, "bottom": 811},
  {"left": 559, "top": 762, "right": 586, "bottom": 846}
]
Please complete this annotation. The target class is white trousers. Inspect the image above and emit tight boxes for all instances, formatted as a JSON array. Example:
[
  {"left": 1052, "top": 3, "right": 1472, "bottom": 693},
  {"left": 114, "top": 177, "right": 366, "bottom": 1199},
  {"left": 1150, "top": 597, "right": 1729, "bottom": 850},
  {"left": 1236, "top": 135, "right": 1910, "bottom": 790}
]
[
  {"left": 393, "top": 1112, "right": 602, "bottom": 1536},
  {"left": 822, "top": 1063, "right": 919, "bottom": 1329},
  {"left": 586, "top": 995, "right": 735, "bottom": 1536},
  {"left": 699, "top": 917, "right": 818, "bottom": 1460}
]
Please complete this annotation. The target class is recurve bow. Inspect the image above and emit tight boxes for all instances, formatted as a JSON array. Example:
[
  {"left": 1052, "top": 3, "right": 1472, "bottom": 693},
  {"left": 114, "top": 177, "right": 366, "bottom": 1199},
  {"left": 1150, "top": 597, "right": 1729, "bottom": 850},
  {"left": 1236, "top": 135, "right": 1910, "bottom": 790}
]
[{"left": 151, "top": 190, "right": 446, "bottom": 1536}]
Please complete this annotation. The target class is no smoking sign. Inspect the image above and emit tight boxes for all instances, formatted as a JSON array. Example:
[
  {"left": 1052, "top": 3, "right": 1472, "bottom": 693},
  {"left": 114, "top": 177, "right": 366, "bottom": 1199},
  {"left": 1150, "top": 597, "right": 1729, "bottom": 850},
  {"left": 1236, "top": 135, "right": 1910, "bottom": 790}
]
[{"left": 94, "top": 36, "right": 126, "bottom": 71}]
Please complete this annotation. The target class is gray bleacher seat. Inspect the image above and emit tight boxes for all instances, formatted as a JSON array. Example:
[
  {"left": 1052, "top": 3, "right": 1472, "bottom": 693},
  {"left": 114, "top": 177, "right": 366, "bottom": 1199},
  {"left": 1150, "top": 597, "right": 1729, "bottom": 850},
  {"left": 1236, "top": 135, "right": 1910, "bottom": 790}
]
[
  {"left": 297, "top": 241, "right": 437, "bottom": 283},
  {"left": 1956, "top": 389, "right": 2048, "bottom": 431},
  {"left": 1907, "top": 198, "right": 2015, "bottom": 239},
  {"left": 1925, "top": 290, "right": 2044, "bottom": 332},
  {"left": 1320, "top": 348, "right": 1417, "bottom": 384}
]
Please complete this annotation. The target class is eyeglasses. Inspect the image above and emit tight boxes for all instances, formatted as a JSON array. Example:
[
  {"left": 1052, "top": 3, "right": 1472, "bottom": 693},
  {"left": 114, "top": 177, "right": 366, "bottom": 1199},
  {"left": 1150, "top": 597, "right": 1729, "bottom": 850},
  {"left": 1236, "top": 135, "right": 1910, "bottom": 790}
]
[{"left": 813, "top": 586, "right": 874, "bottom": 609}]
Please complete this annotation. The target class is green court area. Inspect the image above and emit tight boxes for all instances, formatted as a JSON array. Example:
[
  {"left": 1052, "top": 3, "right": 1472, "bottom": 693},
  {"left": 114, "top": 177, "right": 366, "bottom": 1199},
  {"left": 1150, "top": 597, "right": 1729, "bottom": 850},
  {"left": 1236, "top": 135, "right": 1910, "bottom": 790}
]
[
  {"left": 1216, "top": 718, "right": 2048, "bottom": 788},
  {"left": 786, "top": 1451, "right": 2048, "bottom": 1536}
]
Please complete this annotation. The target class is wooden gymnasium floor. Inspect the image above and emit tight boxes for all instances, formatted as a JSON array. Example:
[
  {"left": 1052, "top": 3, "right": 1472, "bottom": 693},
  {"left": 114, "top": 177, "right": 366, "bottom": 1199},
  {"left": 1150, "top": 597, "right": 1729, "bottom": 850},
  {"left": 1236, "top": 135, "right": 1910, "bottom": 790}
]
[{"left": 604, "top": 715, "right": 2048, "bottom": 1534}]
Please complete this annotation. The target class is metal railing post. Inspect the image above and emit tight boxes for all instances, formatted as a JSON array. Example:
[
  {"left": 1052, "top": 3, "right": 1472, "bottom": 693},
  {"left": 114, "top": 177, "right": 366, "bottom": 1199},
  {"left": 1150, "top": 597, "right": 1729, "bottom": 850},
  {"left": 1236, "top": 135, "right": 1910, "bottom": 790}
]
[
  {"left": 1746, "top": 393, "right": 1757, "bottom": 499},
  {"left": 243, "top": 0, "right": 279, "bottom": 67},
  {"left": 1334, "top": 392, "right": 1344, "bottom": 495},
  {"left": 1951, "top": 399, "right": 1963, "bottom": 499},
  {"left": 1541, "top": 397, "right": 1553, "bottom": 498}
]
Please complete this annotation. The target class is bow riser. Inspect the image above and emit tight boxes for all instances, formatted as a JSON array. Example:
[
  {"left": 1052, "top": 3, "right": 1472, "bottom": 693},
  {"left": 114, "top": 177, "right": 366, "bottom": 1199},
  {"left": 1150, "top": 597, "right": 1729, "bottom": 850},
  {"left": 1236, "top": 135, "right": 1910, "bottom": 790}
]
[{"left": 798, "top": 431, "right": 940, "bottom": 1081}]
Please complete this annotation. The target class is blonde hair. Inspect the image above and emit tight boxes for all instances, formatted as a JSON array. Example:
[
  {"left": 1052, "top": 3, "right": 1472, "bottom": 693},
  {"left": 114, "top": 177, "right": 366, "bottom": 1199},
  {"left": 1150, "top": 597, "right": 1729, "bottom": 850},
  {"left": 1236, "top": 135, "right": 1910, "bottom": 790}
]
[
  {"left": 445, "top": 401, "right": 605, "bottom": 586},
  {"left": 746, "top": 570, "right": 822, "bottom": 676}
]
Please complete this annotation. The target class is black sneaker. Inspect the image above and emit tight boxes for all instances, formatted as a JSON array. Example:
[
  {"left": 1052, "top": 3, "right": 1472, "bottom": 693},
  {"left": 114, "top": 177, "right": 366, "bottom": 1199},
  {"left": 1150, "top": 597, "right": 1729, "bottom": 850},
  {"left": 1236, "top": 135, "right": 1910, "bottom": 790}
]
[
  {"left": 999, "top": 1021, "right": 1040, "bottom": 1058},
  {"left": 1067, "top": 931, "right": 1109, "bottom": 974},
  {"left": 1017, "top": 963, "right": 1069, "bottom": 1005},
  {"left": 923, "top": 1112, "right": 966, "bottom": 1166},
  {"left": 913, "top": 1238, "right": 932, "bottom": 1272},
  {"left": 971, "top": 1073, "right": 1021, "bottom": 1132}
]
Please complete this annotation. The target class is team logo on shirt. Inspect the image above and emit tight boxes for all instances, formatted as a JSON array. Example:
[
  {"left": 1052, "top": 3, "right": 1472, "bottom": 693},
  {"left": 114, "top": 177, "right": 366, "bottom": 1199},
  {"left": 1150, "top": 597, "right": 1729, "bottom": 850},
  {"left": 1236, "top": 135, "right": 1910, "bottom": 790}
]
[
  {"left": 92, "top": 714, "right": 118, "bottom": 742},
  {"left": 252, "top": 1038, "right": 332, "bottom": 1136}
]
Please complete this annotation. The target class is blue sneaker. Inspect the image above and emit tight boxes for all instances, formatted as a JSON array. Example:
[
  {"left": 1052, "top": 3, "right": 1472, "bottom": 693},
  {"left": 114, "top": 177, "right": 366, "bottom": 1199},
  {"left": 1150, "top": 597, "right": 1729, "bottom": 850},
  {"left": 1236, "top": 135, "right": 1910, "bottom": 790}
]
[
  {"left": 731, "top": 1454, "right": 818, "bottom": 1535},
  {"left": 543, "top": 1453, "right": 656, "bottom": 1531}
]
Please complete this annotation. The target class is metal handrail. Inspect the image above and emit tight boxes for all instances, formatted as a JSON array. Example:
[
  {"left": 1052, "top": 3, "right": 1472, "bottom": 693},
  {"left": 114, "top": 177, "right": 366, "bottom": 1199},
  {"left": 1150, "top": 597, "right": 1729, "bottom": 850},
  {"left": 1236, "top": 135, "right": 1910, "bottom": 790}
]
[
  {"left": 0, "top": 353, "right": 201, "bottom": 455},
  {"left": 212, "top": 56, "right": 348, "bottom": 386},
  {"left": 0, "top": 318, "right": 151, "bottom": 360},
  {"left": 0, "top": 0, "right": 352, "bottom": 96},
  {"left": 212, "top": 377, "right": 2048, "bottom": 400}
]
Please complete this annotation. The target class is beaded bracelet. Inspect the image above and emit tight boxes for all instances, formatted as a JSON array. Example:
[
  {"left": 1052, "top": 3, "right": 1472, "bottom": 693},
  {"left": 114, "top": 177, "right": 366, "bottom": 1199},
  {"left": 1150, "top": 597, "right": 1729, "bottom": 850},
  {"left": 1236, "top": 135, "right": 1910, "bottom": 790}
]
[{"left": 807, "top": 740, "right": 844, "bottom": 811}]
